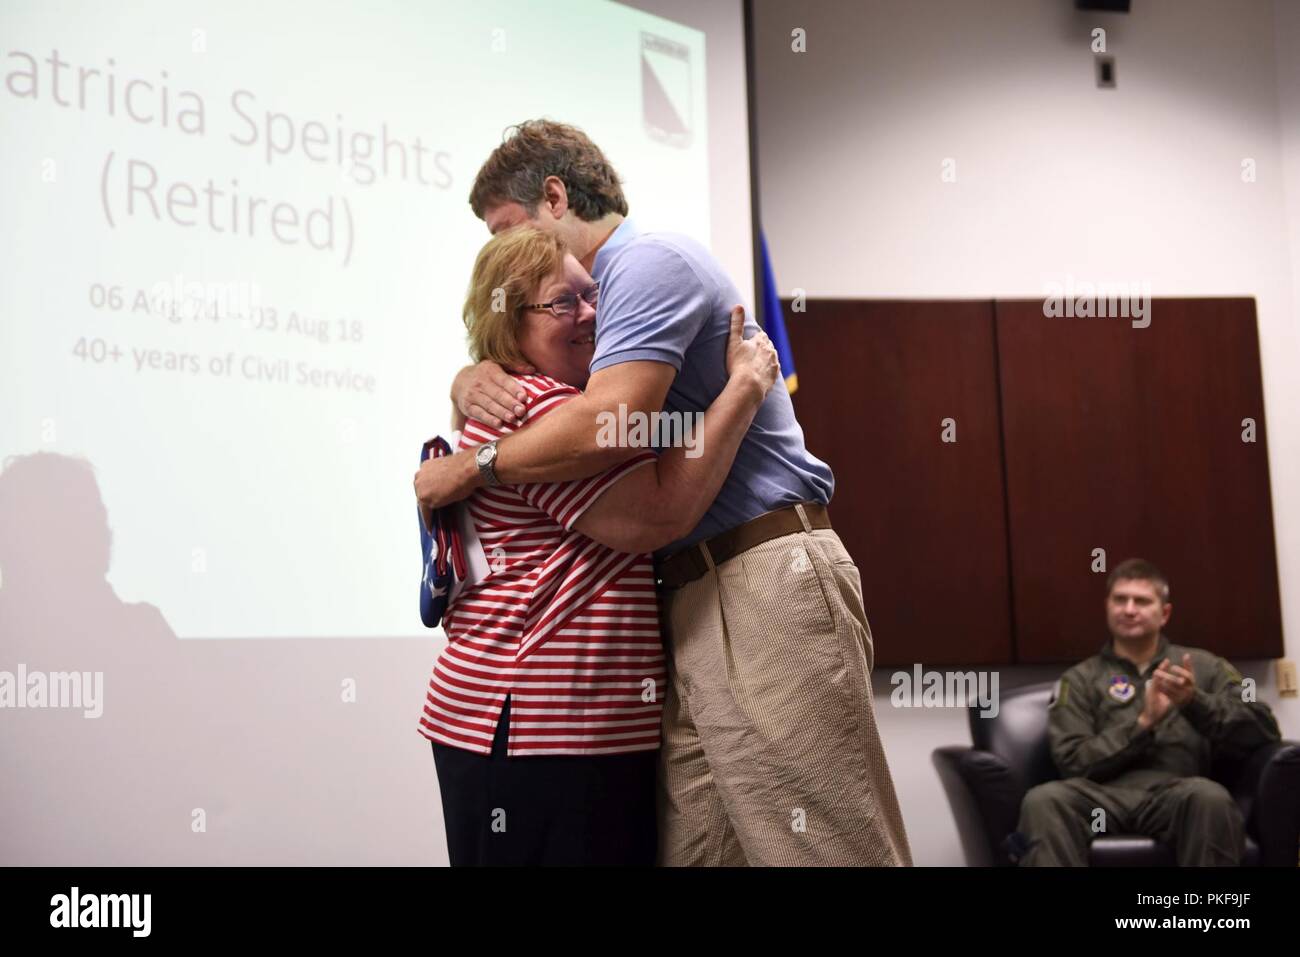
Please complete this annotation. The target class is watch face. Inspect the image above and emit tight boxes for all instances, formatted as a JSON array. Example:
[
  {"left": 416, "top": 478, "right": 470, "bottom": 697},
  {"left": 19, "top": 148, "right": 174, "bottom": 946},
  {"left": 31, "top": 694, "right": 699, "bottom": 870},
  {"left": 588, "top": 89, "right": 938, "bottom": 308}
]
[{"left": 476, "top": 444, "right": 494, "bottom": 466}]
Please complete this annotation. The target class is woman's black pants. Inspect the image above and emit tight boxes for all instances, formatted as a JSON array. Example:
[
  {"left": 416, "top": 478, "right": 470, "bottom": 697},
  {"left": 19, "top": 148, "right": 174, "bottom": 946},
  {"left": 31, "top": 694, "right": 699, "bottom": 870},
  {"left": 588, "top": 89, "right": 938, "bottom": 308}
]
[{"left": 430, "top": 696, "right": 657, "bottom": 866}]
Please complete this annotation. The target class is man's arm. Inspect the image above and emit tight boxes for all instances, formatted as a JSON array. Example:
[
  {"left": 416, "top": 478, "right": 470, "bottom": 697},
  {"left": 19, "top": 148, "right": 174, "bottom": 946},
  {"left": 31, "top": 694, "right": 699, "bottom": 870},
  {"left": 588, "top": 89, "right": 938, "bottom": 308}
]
[
  {"left": 500, "top": 359, "right": 675, "bottom": 484},
  {"left": 1048, "top": 672, "right": 1158, "bottom": 781},
  {"left": 1176, "top": 654, "right": 1281, "bottom": 758},
  {"left": 417, "top": 360, "right": 676, "bottom": 519},
  {"left": 571, "top": 311, "right": 778, "bottom": 552}
]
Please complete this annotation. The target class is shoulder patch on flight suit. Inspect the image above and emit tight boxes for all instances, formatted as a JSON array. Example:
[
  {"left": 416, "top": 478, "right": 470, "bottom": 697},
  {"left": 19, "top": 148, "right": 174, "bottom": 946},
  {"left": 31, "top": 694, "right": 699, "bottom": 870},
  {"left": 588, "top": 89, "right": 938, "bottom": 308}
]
[{"left": 1108, "top": 674, "right": 1135, "bottom": 702}]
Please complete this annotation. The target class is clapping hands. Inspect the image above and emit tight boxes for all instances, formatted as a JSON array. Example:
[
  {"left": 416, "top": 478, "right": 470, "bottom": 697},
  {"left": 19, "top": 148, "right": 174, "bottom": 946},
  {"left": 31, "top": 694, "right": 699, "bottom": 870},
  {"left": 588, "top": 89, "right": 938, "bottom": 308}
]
[{"left": 1139, "top": 653, "right": 1195, "bottom": 729}]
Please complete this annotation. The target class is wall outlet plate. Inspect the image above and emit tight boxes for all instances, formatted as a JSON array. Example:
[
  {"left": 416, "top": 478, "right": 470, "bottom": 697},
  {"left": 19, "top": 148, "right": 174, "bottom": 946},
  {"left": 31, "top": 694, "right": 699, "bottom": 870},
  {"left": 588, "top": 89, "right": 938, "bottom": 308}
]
[{"left": 1276, "top": 659, "right": 1298, "bottom": 697}]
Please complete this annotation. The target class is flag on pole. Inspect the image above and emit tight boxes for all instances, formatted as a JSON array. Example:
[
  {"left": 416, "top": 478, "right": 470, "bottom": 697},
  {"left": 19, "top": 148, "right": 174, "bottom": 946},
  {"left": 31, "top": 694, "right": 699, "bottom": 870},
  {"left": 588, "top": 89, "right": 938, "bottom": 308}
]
[{"left": 759, "top": 232, "right": 798, "bottom": 394}]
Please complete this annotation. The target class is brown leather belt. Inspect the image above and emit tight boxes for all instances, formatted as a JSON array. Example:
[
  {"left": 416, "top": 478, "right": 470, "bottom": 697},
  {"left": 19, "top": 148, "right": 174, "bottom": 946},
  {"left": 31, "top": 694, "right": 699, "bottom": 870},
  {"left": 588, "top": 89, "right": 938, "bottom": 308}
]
[{"left": 654, "top": 502, "right": 832, "bottom": 591}]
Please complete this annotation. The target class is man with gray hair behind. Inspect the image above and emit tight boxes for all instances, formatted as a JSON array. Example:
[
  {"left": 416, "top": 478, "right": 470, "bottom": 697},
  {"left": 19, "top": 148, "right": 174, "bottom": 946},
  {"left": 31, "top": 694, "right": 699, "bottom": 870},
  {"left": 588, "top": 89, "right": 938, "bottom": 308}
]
[{"left": 1014, "top": 558, "right": 1280, "bottom": 866}]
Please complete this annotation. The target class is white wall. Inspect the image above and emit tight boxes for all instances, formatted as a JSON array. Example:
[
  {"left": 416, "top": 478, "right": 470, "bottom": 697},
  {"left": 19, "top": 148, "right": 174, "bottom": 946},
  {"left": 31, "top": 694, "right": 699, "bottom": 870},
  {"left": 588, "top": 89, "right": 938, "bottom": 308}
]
[
  {"left": 754, "top": 0, "right": 1300, "bottom": 866},
  {"left": 1276, "top": 0, "right": 1300, "bottom": 376}
]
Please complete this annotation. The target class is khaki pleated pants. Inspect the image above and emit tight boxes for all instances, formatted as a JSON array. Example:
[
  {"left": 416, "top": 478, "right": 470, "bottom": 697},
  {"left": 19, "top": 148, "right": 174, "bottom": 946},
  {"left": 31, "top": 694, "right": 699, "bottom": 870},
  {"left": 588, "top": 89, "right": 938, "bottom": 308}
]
[{"left": 656, "top": 522, "right": 913, "bottom": 866}]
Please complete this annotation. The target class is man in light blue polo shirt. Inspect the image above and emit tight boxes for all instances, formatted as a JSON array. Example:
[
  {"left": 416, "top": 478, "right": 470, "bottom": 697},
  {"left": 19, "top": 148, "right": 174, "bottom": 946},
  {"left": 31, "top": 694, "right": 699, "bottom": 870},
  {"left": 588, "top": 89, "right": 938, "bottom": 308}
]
[
  {"left": 589, "top": 217, "right": 833, "bottom": 555},
  {"left": 416, "top": 119, "right": 912, "bottom": 866}
]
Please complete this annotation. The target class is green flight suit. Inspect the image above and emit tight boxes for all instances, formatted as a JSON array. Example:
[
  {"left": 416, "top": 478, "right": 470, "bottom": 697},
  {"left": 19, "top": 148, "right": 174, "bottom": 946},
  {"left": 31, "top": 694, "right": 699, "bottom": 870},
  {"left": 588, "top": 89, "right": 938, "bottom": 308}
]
[{"left": 1016, "top": 635, "right": 1281, "bottom": 866}]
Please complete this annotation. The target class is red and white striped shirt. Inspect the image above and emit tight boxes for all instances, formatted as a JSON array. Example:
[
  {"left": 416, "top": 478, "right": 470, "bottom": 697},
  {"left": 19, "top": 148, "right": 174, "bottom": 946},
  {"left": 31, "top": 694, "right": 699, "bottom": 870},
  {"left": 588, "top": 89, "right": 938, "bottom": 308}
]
[{"left": 417, "top": 375, "right": 665, "bottom": 756}]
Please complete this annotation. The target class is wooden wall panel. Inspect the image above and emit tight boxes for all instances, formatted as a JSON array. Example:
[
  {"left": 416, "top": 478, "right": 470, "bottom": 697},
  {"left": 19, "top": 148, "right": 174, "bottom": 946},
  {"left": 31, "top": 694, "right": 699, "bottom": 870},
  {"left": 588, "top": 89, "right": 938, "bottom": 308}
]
[
  {"left": 995, "top": 297, "right": 1282, "bottom": 663},
  {"left": 784, "top": 300, "right": 1012, "bottom": 667}
]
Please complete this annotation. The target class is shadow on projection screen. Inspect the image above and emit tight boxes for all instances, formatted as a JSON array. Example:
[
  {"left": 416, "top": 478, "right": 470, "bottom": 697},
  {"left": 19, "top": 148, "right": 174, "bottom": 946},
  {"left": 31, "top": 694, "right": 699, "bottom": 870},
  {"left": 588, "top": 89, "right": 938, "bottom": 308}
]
[{"left": 0, "top": 0, "right": 752, "bottom": 640}]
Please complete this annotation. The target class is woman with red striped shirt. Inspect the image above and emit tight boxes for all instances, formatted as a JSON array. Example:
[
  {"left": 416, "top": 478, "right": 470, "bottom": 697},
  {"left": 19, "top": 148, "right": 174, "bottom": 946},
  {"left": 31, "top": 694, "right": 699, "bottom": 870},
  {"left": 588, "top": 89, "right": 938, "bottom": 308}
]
[{"left": 418, "top": 226, "right": 778, "bottom": 865}]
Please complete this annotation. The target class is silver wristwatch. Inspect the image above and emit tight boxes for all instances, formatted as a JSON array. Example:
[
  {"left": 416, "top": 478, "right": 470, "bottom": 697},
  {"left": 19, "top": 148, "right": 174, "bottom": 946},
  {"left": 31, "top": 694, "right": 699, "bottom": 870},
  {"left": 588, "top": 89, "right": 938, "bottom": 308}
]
[{"left": 475, "top": 440, "right": 501, "bottom": 487}]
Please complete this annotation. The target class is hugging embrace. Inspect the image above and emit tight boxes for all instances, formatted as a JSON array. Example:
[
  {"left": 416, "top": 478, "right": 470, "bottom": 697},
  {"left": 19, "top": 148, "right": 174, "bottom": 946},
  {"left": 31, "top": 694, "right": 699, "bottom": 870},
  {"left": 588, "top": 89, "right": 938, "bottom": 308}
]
[{"left": 414, "top": 119, "right": 911, "bottom": 867}]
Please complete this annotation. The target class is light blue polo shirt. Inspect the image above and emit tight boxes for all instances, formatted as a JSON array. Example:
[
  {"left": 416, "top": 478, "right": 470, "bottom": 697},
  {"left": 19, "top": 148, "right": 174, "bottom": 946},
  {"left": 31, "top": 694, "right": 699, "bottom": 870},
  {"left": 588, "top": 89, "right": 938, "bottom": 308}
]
[{"left": 590, "top": 219, "right": 834, "bottom": 556}]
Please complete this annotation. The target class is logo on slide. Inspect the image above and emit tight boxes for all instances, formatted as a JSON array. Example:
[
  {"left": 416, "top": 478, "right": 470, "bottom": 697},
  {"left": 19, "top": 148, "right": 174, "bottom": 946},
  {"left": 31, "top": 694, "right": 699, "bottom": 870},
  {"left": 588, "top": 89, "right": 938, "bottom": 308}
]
[{"left": 641, "top": 32, "right": 692, "bottom": 148}]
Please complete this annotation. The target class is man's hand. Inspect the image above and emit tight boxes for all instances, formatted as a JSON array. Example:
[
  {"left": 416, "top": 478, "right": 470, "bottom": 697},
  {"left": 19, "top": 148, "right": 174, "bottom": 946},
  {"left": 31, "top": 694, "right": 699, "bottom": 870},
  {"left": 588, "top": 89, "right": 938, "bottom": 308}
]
[
  {"left": 414, "top": 451, "right": 480, "bottom": 532},
  {"left": 1151, "top": 653, "right": 1196, "bottom": 709},
  {"left": 1138, "top": 659, "right": 1174, "bottom": 730},
  {"left": 451, "top": 360, "right": 533, "bottom": 429},
  {"left": 724, "top": 304, "right": 779, "bottom": 398}
]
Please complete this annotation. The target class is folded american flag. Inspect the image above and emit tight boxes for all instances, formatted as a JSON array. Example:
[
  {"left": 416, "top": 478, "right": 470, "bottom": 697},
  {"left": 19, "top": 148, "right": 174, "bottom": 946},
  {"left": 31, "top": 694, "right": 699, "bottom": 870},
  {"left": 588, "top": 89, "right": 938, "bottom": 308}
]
[{"left": 418, "top": 436, "right": 467, "bottom": 628}]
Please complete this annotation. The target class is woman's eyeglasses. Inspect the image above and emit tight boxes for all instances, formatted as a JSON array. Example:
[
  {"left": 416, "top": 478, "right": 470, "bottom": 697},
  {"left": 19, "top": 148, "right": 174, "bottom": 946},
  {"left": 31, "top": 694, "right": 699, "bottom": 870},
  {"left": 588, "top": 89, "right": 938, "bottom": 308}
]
[{"left": 523, "top": 282, "right": 599, "bottom": 320}]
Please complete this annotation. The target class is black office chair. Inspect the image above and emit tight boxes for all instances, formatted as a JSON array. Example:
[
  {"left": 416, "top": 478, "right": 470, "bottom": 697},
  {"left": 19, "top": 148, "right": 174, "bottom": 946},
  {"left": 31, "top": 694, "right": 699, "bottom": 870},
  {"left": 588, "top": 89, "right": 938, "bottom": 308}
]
[{"left": 932, "top": 681, "right": 1300, "bottom": 866}]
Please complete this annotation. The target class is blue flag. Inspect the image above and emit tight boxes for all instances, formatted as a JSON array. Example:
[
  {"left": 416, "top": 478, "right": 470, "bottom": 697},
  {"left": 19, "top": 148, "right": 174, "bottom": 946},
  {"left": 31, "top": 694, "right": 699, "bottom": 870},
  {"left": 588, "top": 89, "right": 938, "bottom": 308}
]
[{"left": 759, "top": 232, "right": 798, "bottom": 393}]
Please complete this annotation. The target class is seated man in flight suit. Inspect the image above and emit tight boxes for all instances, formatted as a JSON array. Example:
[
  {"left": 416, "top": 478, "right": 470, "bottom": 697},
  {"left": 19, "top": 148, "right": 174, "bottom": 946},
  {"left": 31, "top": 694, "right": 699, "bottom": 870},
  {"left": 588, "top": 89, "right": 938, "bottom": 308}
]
[{"left": 1014, "top": 558, "right": 1281, "bottom": 866}]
